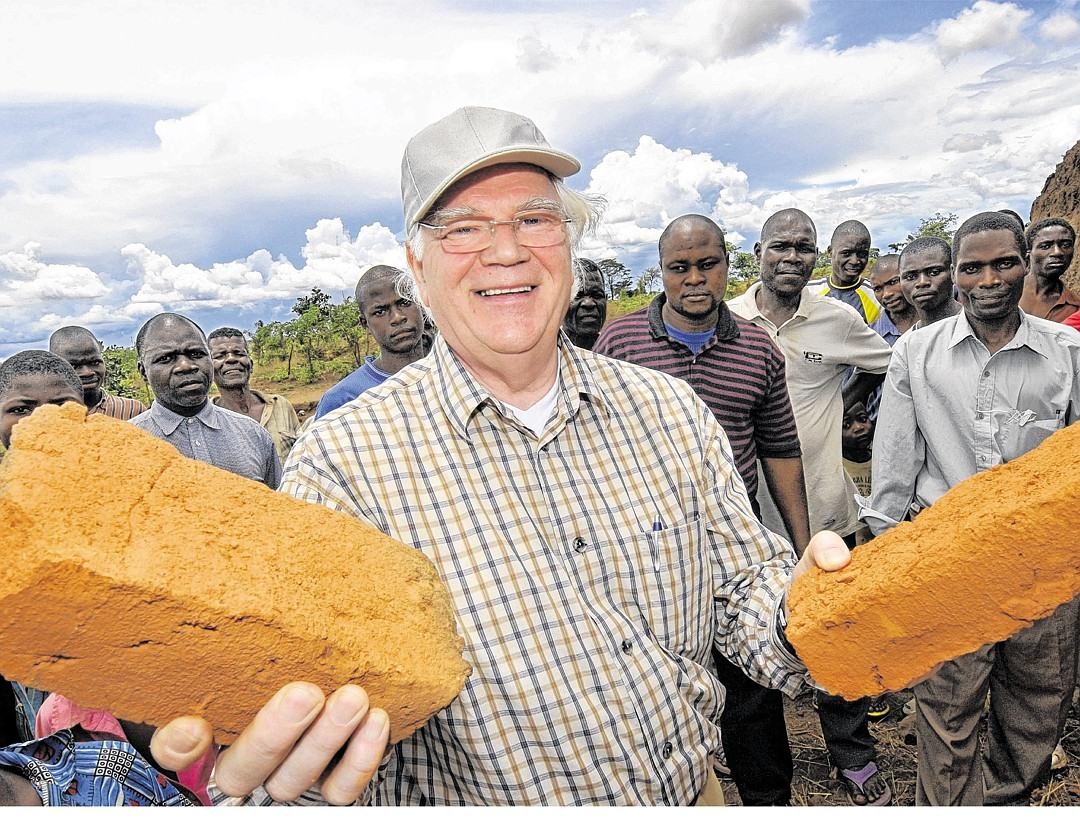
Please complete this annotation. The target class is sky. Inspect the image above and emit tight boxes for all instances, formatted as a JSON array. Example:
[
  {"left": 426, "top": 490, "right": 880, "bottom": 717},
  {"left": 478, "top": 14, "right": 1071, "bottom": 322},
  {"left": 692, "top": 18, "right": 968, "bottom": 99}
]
[{"left": 1, "top": 0, "right": 1079, "bottom": 356}]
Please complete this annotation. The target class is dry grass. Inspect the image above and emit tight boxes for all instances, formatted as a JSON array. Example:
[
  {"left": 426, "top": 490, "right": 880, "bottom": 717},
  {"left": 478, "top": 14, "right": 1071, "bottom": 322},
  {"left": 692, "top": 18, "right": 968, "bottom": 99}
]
[{"left": 720, "top": 689, "right": 1080, "bottom": 806}]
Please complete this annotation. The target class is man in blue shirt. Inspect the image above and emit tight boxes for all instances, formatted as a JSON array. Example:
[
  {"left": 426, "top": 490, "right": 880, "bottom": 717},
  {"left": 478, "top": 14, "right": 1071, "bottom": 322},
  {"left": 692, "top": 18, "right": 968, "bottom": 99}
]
[
  {"left": 315, "top": 266, "right": 430, "bottom": 419},
  {"left": 131, "top": 314, "right": 281, "bottom": 488}
]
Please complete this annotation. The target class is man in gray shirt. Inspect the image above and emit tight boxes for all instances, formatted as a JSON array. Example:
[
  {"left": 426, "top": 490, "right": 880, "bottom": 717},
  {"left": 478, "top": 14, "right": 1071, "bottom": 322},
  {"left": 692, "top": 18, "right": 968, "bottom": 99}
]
[
  {"left": 861, "top": 212, "right": 1080, "bottom": 805},
  {"left": 131, "top": 313, "right": 281, "bottom": 488}
]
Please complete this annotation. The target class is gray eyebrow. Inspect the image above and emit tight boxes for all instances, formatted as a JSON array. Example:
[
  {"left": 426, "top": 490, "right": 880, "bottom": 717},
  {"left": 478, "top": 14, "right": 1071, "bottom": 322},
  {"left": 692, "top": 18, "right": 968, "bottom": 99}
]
[{"left": 425, "top": 198, "right": 563, "bottom": 226}]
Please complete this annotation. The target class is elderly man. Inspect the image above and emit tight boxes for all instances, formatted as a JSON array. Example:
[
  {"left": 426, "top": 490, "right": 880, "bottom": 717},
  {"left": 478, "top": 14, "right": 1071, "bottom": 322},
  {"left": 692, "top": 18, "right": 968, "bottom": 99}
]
[
  {"left": 898, "top": 237, "right": 961, "bottom": 330},
  {"left": 48, "top": 326, "right": 147, "bottom": 420},
  {"left": 595, "top": 213, "right": 807, "bottom": 805},
  {"left": 562, "top": 258, "right": 607, "bottom": 349},
  {"left": 728, "top": 209, "right": 893, "bottom": 806},
  {"left": 208, "top": 327, "right": 300, "bottom": 463},
  {"left": 130, "top": 314, "right": 280, "bottom": 488},
  {"left": 146, "top": 107, "right": 850, "bottom": 807},
  {"left": 862, "top": 212, "right": 1080, "bottom": 805},
  {"left": 315, "top": 265, "right": 429, "bottom": 419},
  {"left": 1020, "top": 218, "right": 1077, "bottom": 323}
]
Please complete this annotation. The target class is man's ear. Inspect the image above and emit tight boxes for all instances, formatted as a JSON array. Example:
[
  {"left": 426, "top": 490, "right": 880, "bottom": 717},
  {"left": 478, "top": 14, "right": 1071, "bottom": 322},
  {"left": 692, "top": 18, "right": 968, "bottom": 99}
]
[
  {"left": 753, "top": 241, "right": 762, "bottom": 262},
  {"left": 358, "top": 312, "right": 368, "bottom": 328},
  {"left": 137, "top": 360, "right": 147, "bottom": 384},
  {"left": 405, "top": 247, "right": 431, "bottom": 308}
]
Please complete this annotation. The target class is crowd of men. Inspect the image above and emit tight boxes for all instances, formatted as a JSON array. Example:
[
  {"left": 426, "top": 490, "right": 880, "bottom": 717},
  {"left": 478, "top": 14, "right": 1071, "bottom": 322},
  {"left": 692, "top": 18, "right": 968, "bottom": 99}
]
[{"left": 0, "top": 105, "right": 1078, "bottom": 807}]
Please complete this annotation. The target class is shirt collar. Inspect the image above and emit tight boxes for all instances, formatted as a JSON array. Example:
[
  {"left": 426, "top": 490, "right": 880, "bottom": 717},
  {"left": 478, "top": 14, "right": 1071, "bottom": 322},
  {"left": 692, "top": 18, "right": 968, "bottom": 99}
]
[
  {"left": 148, "top": 399, "right": 221, "bottom": 435},
  {"left": 89, "top": 390, "right": 111, "bottom": 414},
  {"left": 433, "top": 332, "right": 610, "bottom": 443},
  {"left": 646, "top": 294, "right": 740, "bottom": 345},
  {"left": 946, "top": 308, "right": 1047, "bottom": 357},
  {"left": 740, "top": 282, "right": 811, "bottom": 322}
]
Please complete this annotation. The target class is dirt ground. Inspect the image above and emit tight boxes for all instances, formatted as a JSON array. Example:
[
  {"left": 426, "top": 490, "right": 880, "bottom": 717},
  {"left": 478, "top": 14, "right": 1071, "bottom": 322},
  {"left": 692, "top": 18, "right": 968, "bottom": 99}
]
[{"left": 720, "top": 688, "right": 1080, "bottom": 806}]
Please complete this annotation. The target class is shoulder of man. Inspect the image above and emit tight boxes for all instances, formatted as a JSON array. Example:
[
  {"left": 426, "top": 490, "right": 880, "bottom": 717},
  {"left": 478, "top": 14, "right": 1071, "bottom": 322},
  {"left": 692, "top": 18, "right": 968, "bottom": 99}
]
[
  {"left": 593, "top": 305, "right": 651, "bottom": 347},
  {"left": 808, "top": 291, "right": 866, "bottom": 322},
  {"left": 576, "top": 346, "right": 714, "bottom": 423}
]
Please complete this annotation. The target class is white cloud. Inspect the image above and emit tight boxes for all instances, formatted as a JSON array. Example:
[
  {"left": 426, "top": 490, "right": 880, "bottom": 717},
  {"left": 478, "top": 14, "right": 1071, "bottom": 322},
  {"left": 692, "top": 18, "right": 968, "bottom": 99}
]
[
  {"left": 636, "top": 0, "right": 810, "bottom": 64},
  {"left": 0, "top": 243, "right": 110, "bottom": 307},
  {"left": 935, "top": 1, "right": 1032, "bottom": 59},
  {"left": 517, "top": 36, "right": 556, "bottom": 73},
  {"left": 582, "top": 136, "right": 757, "bottom": 258},
  {"left": 943, "top": 131, "right": 1003, "bottom": 152},
  {"left": 1039, "top": 11, "right": 1080, "bottom": 42}
]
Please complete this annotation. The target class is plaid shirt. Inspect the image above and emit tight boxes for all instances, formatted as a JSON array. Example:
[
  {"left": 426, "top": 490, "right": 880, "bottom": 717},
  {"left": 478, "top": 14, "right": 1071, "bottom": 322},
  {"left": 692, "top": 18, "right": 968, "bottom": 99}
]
[{"left": 224, "top": 335, "right": 804, "bottom": 806}]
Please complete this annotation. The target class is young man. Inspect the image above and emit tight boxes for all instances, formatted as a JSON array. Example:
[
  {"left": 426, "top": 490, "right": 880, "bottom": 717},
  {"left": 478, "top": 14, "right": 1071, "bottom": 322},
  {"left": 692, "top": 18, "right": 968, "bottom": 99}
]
[
  {"left": 48, "top": 326, "right": 147, "bottom": 420},
  {"left": 562, "top": 258, "right": 607, "bottom": 350},
  {"left": 148, "top": 107, "right": 853, "bottom": 806},
  {"left": 728, "top": 208, "right": 893, "bottom": 807},
  {"left": 314, "top": 265, "right": 429, "bottom": 419},
  {"left": 898, "top": 237, "right": 961, "bottom": 330},
  {"left": 208, "top": 327, "right": 300, "bottom": 463},
  {"left": 863, "top": 212, "right": 1080, "bottom": 805},
  {"left": 130, "top": 314, "right": 280, "bottom": 489},
  {"left": 808, "top": 220, "right": 894, "bottom": 339},
  {"left": 1019, "top": 218, "right": 1077, "bottom": 322},
  {"left": 596, "top": 214, "right": 807, "bottom": 806},
  {"left": 866, "top": 255, "right": 915, "bottom": 344}
]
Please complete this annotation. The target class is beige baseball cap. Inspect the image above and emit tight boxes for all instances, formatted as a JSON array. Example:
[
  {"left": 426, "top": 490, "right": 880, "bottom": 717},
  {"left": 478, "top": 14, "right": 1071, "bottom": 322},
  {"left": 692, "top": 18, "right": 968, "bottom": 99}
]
[{"left": 400, "top": 106, "right": 581, "bottom": 234}]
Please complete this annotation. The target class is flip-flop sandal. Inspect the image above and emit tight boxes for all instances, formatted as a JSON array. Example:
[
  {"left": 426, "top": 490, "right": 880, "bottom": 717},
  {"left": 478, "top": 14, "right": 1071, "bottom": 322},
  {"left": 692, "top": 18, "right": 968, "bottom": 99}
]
[
  {"left": 867, "top": 697, "right": 892, "bottom": 720},
  {"left": 838, "top": 761, "right": 892, "bottom": 806}
]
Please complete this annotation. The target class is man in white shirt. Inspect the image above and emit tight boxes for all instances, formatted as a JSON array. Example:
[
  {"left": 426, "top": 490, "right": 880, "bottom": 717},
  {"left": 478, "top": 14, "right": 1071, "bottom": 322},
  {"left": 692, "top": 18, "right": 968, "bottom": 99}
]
[{"left": 728, "top": 208, "right": 893, "bottom": 806}]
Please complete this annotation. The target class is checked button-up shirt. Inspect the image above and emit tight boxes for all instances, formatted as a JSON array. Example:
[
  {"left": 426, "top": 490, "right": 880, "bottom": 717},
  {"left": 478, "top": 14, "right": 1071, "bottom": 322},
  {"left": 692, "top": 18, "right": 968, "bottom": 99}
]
[{"left": 253, "top": 334, "right": 805, "bottom": 805}]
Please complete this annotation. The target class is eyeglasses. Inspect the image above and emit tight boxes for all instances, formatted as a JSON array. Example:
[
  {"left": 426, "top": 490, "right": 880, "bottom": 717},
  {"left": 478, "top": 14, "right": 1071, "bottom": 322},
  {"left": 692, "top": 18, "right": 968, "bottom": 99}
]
[{"left": 419, "top": 210, "right": 572, "bottom": 253}]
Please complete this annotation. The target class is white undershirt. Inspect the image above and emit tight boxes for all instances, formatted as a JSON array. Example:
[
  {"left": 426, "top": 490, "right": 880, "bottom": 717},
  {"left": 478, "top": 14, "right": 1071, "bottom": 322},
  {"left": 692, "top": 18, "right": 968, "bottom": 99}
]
[{"left": 502, "top": 374, "right": 561, "bottom": 435}]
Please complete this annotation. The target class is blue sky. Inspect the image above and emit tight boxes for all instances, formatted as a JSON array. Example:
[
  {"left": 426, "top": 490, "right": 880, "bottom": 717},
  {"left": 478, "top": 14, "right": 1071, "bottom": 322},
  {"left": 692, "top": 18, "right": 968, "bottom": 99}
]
[{"left": 1, "top": 0, "right": 1078, "bottom": 355}]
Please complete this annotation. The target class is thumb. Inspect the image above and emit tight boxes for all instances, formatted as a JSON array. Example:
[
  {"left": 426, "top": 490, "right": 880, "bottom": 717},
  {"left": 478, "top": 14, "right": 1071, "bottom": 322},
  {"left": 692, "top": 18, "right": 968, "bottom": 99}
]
[
  {"left": 792, "top": 530, "right": 851, "bottom": 581},
  {"left": 150, "top": 716, "right": 215, "bottom": 772}
]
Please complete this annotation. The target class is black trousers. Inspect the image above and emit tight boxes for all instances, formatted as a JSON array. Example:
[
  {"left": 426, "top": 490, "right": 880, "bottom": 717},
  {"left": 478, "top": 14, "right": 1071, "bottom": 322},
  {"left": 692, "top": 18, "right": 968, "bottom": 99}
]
[
  {"left": 714, "top": 652, "right": 793, "bottom": 805},
  {"left": 817, "top": 691, "right": 875, "bottom": 770}
]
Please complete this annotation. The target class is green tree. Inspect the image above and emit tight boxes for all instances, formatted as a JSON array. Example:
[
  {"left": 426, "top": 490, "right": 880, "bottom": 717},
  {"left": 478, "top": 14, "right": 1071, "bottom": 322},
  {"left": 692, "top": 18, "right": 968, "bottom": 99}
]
[
  {"left": 635, "top": 265, "right": 662, "bottom": 295},
  {"left": 103, "top": 345, "right": 151, "bottom": 404},
  {"left": 727, "top": 250, "right": 760, "bottom": 299},
  {"left": 888, "top": 212, "right": 958, "bottom": 253},
  {"left": 595, "top": 258, "right": 633, "bottom": 299}
]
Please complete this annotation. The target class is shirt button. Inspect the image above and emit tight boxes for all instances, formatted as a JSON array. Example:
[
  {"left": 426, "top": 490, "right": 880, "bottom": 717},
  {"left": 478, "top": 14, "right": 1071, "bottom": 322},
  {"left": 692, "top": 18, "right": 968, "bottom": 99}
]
[
  {"left": 573, "top": 537, "right": 587, "bottom": 552},
  {"left": 976, "top": 413, "right": 984, "bottom": 420},
  {"left": 983, "top": 371, "right": 990, "bottom": 378},
  {"left": 662, "top": 742, "right": 673, "bottom": 759},
  {"left": 621, "top": 639, "right": 633, "bottom": 654}
]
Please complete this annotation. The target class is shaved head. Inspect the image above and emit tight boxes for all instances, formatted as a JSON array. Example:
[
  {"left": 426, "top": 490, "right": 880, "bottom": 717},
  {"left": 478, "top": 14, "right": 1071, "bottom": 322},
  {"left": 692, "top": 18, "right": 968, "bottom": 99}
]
[
  {"left": 135, "top": 313, "right": 205, "bottom": 356},
  {"left": 355, "top": 265, "right": 405, "bottom": 306},
  {"left": 760, "top": 208, "right": 816, "bottom": 244},
  {"left": 830, "top": 220, "right": 870, "bottom": 246},
  {"left": 659, "top": 215, "right": 727, "bottom": 260},
  {"left": 48, "top": 325, "right": 99, "bottom": 353}
]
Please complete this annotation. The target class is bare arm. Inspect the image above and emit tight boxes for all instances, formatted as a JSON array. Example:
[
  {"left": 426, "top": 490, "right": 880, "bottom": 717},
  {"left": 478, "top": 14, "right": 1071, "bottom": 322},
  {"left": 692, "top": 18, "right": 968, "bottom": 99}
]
[
  {"left": 841, "top": 370, "right": 884, "bottom": 412},
  {"left": 760, "top": 455, "right": 811, "bottom": 554}
]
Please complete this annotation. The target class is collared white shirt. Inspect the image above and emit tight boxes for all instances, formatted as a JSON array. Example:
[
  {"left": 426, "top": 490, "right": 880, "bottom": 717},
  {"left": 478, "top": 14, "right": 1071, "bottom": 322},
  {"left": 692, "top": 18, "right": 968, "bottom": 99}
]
[
  {"left": 728, "top": 283, "right": 892, "bottom": 537},
  {"left": 860, "top": 310, "right": 1080, "bottom": 536}
]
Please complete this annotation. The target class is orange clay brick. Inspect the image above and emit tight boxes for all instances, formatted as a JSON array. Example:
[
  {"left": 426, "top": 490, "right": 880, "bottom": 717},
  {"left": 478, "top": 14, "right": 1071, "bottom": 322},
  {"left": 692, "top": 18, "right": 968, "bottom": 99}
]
[
  {"left": 0, "top": 402, "right": 470, "bottom": 743},
  {"left": 787, "top": 420, "right": 1080, "bottom": 700}
]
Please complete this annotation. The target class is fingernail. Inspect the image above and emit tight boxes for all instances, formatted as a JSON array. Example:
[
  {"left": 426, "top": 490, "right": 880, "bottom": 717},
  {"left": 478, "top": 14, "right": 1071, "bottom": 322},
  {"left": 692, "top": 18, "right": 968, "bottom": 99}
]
[
  {"left": 278, "top": 685, "right": 323, "bottom": 724},
  {"left": 167, "top": 724, "right": 202, "bottom": 754},
  {"left": 328, "top": 687, "right": 365, "bottom": 726}
]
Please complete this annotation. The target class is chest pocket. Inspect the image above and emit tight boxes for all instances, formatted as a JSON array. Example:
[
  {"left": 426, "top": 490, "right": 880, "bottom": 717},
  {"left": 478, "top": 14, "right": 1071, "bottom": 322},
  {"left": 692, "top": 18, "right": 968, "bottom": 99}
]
[
  {"left": 991, "top": 409, "right": 1064, "bottom": 461},
  {"left": 581, "top": 519, "right": 712, "bottom": 658}
]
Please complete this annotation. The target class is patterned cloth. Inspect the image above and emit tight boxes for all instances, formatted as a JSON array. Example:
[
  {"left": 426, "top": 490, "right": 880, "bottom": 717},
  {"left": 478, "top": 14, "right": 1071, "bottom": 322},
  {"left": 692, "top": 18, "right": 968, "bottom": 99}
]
[
  {"left": 0, "top": 730, "right": 194, "bottom": 806},
  {"left": 89, "top": 391, "right": 147, "bottom": 421},
  {"left": 131, "top": 400, "right": 281, "bottom": 488},
  {"left": 230, "top": 333, "right": 804, "bottom": 805}
]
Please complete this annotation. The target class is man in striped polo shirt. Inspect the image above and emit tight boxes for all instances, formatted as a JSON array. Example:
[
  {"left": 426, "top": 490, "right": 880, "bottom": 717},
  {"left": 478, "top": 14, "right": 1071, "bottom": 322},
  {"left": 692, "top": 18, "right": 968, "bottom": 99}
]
[
  {"left": 49, "top": 326, "right": 147, "bottom": 421},
  {"left": 595, "top": 214, "right": 807, "bottom": 806}
]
